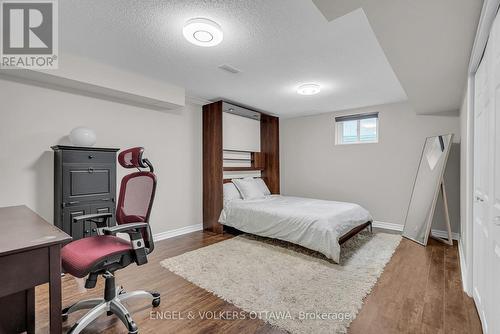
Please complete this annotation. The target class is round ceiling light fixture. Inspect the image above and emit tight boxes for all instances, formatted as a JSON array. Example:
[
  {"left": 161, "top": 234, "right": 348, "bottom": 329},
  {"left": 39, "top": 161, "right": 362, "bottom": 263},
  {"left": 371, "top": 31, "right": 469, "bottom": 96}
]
[
  {"left": 183, "top": 18, "right": 223, "bottom": 47},
  {"left": 297, "top": 83, "right": 321, "bottom": 95}
]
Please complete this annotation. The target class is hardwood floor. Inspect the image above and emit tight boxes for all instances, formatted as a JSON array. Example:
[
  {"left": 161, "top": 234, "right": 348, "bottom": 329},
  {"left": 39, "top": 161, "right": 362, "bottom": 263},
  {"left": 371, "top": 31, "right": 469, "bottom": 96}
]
[
  {"left": 34, "top": 230, "right": 482, "bottom": 334},
  {"left": 348, "top": 234, "right": 482, "bottom": 334}
]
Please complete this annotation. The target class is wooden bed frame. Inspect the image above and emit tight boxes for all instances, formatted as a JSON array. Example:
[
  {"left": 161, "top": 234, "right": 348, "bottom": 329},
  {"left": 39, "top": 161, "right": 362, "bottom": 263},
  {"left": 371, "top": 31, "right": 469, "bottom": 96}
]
[
  {"left": 224, "top": 177, "right": 372, "bottom": 244},
  {"left": 339, "top": 221, "right": 373, "bottom": 244},
  {"left": 225, "top": 217, "right": 372, "bottom": 245}
]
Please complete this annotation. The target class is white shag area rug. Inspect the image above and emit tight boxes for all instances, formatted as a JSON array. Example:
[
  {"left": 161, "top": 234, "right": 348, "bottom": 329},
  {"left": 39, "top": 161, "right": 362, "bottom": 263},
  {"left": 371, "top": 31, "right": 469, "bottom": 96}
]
[{"left": 161, "top": 232, "right": 401, "bottom": 334}]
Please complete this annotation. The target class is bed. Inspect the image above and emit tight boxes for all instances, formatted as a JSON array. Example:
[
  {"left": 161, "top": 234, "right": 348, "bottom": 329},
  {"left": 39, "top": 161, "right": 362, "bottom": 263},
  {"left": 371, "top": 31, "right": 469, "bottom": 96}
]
[{"left": 219, "top": 193, "right": 373, "bottom": 263}]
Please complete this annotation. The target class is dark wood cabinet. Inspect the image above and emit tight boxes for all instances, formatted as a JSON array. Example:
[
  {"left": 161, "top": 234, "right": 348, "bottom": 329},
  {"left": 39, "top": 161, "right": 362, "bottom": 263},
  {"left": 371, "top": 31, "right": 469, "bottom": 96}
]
[{"left": 52, "top": 146, "right": 119, "bottom": 241}]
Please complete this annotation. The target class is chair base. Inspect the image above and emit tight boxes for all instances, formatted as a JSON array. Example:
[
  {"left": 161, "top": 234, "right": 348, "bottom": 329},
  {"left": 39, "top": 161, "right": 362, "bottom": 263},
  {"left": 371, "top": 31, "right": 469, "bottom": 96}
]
[{"left": 63, "top": 273, "right": 160, "bottom": 334}]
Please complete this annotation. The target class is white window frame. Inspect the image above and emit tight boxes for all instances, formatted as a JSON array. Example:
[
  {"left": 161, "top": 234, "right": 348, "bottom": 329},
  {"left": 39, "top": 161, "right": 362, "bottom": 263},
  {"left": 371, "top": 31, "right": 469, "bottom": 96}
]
[{"left": 335, "top": 114, "right": 379, "bottom": 145}]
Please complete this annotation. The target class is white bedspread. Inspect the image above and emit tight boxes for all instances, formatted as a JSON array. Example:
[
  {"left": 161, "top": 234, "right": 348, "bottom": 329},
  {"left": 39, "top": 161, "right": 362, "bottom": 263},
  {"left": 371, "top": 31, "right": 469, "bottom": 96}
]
[{"left": 220, "top": 195, "right": 372, "bottom": 263}]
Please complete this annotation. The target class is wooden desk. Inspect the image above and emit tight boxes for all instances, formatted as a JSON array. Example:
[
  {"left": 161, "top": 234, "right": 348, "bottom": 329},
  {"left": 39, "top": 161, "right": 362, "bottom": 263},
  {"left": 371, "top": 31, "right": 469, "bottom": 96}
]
[{"left": 0, "top": 206, "right": 71, "bottom": 334}]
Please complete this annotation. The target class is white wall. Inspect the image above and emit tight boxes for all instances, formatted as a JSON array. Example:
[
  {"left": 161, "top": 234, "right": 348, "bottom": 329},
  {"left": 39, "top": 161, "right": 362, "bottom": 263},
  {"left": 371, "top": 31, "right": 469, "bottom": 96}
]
[
  {"left": 280, "top": 102, "right": 461, "bottom": 230},
  {"left": 0, "top": 79, "right": 202, "bottom": 235},
  {"left": 0, "top": 53, "right": 186, "bottom": 110}
]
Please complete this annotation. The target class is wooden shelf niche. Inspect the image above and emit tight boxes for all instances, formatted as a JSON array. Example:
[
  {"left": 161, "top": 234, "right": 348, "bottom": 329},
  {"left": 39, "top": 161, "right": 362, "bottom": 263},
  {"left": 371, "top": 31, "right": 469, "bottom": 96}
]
[{"left": 223, "top": 151, "right": 265, "bottom": 171}]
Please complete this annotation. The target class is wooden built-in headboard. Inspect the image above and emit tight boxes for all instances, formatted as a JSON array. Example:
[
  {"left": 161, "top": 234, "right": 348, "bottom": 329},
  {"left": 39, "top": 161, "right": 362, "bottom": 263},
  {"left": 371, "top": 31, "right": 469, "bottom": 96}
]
[{"left": 202, "top": 101, "right": 279, "bottom": 233}]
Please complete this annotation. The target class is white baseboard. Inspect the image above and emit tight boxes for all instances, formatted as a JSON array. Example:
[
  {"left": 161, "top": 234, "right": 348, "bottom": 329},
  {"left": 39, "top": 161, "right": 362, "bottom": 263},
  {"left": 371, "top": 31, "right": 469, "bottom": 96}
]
[
  {"left": 372, "top": 220, "right": 460, "bottom": 240},
  {"left": 153, "top": 223, "right": 203, "bottom": 242},
  {"left": 431, "top": 229, "right": 460, "bottom": 241},
  {"left": 152, "top": 221, "right": 459, "bottom": 243},
  {"left": 372, "top": 221, "right": 403, "bottom": 231}
]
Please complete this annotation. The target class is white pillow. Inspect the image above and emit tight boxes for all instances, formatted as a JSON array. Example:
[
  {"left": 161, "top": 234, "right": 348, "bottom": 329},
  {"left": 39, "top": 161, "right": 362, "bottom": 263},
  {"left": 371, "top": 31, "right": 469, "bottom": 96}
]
[
  {"left": 253, "top": 178, "right": 271, "bottom": 196},
  {"left": 243, "top": 177, "right": 271, "bottom": 196},
  {"left": 223, "top": 182, "right": 242, "bottom": 205},
  {"left": 233, "top": 178, "right": 266, "bottom": 200}
]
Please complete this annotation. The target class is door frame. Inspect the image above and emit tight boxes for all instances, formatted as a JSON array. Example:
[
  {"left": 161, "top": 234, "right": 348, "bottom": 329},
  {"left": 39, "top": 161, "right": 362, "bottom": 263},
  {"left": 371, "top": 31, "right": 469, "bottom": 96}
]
[{"left": 463, "top": 0, "right": 500, "bottom": 297}]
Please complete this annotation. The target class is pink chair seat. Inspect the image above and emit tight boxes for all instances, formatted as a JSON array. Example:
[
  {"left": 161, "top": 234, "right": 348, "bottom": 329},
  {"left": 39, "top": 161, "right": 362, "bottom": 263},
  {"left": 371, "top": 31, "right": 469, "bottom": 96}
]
[{"left": 62, "top": 235, "right": 132, "bottom": 278}]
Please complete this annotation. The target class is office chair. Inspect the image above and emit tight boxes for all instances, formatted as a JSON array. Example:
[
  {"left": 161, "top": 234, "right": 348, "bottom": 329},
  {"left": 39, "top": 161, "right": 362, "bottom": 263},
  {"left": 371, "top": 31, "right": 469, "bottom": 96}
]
[{"left": 61, "top": 147, "right": 160, "bottom": 334}]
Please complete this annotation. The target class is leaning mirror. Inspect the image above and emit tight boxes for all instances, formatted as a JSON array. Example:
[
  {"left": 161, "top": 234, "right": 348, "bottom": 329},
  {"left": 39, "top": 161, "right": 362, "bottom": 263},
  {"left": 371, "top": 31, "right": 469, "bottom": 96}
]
[{"left": 403, "top": 134, "right": 453, "bottom": 245}]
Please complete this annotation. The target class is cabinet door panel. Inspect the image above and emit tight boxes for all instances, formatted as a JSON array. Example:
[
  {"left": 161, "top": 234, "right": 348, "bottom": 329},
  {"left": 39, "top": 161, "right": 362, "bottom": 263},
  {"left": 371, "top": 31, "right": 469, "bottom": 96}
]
[{"left": 62, "top": 163, "right": 116, "bottom": 205}]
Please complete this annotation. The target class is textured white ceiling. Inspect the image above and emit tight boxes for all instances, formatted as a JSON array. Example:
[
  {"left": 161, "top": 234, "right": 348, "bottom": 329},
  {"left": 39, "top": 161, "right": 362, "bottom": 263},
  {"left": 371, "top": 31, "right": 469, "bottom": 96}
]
[
  {"left": 59, "top": 0, "right": 407, "bottom": 117},
  {"left": 312, "top": 0, "right": 483, "bottom": 115}
]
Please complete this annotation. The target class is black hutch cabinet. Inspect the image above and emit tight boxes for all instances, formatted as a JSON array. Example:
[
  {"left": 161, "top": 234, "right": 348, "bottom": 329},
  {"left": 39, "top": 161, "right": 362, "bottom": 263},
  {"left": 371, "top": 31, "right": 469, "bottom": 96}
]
[{"left": 52, "top": 145, "right": 120, "bottom": 240}]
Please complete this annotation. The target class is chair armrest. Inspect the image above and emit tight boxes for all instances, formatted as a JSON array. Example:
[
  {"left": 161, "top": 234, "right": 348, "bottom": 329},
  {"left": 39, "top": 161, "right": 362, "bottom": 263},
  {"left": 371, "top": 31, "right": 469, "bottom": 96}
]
[
  {"left": 72, "top": 213, "right": 112, "bottom": 223},
  {"left": 102, "top": 222, "right": 148, "bottom": 235},
  {"left": 103, "top": 223, "right": 149, "bottom": 266},
  {"left": 73, "top": 213, "right": 112, "bottom": 230}
]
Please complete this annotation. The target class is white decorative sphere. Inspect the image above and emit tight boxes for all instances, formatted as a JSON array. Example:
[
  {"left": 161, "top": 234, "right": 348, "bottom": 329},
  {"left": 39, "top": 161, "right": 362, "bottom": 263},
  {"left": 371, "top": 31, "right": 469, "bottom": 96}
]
[{"left": 69, "top": 127, "right": 97, "bottom": 147}]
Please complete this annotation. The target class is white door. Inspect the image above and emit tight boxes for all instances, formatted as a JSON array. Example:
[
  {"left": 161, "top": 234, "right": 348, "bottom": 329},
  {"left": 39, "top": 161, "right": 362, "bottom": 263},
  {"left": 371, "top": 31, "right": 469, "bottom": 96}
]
[
  {"left": 472, "top": 10, "right": 500, "bottom": 334},
  {"left": 489, "top": 14, "right": 500, "bottom": 334},
  {"left": 473, "top": 36, "right": 492, "bottom": 332}
]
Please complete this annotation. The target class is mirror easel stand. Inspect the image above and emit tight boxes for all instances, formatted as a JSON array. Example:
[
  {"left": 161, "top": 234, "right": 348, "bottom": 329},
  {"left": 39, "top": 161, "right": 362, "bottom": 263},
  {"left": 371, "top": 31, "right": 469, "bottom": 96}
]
[{"left": 429, "top": 179, "right": 453, "bottom": 246}]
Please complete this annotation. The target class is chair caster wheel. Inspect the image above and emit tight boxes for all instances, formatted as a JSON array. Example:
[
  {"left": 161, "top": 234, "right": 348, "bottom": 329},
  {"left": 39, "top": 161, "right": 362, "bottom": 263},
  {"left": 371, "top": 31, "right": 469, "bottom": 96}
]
[
  {"left": 152, "top": 297, "right": 161, "bottom": 307},
  {"left": 128, "top": 321, "right": 139, "bottom": 333},
  {"left": 62, "top": 307, "right": 69, "bottom": 321}
]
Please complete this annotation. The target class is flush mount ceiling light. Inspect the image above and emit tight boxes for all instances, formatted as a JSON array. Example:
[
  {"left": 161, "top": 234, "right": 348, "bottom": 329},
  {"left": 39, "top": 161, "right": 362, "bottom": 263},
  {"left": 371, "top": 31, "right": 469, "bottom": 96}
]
[
  {"left": 183, "top": 18, "right": 223, "bottom": 47},
  {"left": 297, "top": 83, "right": 321, "bottom": 95}
]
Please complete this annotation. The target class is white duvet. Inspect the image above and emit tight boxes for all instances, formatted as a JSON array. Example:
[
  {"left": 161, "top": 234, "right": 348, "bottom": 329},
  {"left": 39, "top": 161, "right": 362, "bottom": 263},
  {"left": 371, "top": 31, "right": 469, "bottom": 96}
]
[{"left": 219, "top": 195, "right": 372, "bottom": 263}]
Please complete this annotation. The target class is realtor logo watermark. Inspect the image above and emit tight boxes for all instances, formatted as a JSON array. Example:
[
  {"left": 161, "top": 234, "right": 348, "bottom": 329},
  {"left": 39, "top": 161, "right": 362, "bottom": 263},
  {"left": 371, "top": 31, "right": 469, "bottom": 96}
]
[{"left": 0, "top": 0, "right": 58, "bottom": 69}]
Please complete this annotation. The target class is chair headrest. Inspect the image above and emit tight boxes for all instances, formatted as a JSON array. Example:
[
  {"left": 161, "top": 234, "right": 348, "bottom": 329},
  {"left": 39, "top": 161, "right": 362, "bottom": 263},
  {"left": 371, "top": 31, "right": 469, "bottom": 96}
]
[{"left": 118, "top": 147, "right": 147, "bottom": 169}]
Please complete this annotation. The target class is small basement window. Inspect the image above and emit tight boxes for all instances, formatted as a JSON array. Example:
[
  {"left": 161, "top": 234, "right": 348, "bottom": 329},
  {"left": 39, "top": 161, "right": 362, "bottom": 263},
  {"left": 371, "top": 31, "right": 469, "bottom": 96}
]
[{"left": 335, "top": 112, "right": 379, "bottom": 145}]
